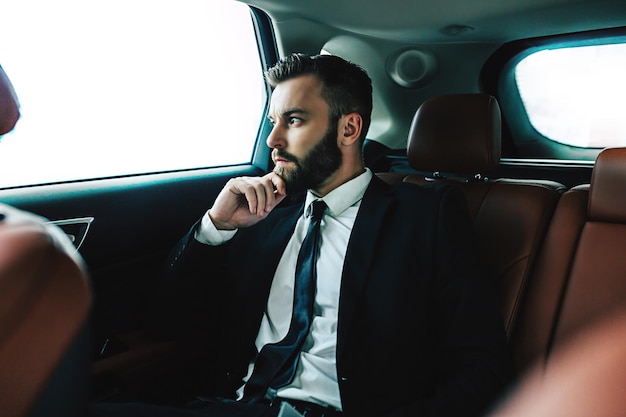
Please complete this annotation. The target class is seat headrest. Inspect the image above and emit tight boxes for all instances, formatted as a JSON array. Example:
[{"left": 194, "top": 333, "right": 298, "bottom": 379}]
[
  {"left": 407, "top": 93, "right": 502, "bottom": 175},
  {"left": 0, "top": 65, "right": 20, "bottom": 136},
  {"left": 589, "top": 147, "right": 626, "bottom": 223}
]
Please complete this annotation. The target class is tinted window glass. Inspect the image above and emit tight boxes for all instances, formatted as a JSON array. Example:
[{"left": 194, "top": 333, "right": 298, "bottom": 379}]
[
  {"left": 515, "top": 43, "right": 626, "bottom": 148},
  {"left": 0, "top": 0, "right": 265, "bottom": 188}
]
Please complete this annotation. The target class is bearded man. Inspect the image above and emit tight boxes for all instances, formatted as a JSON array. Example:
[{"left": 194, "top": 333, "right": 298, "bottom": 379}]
[{"left": 93, "top": 53, "right": 511, "bottom": 417}]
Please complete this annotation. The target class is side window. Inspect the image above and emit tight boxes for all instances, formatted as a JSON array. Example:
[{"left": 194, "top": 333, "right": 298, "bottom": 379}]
[
  {"left": 515, "top": 42, "right": 626, "bottom": 149},
  {"left": 0, "top": 0, "right": 267, "bottom": 188}
]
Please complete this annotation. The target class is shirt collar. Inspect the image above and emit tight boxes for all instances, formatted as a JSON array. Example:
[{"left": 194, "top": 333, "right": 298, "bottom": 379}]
[{"left": 304, "top": 168, "right": 373, "bottom": 218}]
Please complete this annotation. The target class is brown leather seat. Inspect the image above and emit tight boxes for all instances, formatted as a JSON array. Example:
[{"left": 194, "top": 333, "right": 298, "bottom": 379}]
[
  {"left": 0, "top": 219, "right": 92, "bottom": 417},
  {"left": 511, "top": 147, "right": 626, "bottom": 373},
  {"left": 0, "top": 65, "right": 92, "bottom": 417},
  {"left": 380, "top": 94, "right": 566, "bottom": 347},
  {"left": 489, "top": 308, "right": 626, "bottom": 417},
  {"left": 0, "top": 65, "right": 20, "bottom": 136}
]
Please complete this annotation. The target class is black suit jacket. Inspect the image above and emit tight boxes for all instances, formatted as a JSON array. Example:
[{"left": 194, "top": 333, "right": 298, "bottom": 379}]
[{"left": 154, "top": 176, "right": 511, "bottom": 417}]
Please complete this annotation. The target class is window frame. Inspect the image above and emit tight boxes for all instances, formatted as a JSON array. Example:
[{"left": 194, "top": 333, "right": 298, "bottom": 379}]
[
  {"left": 0, "top": 3, "right": 277, "bottom": 191},
  {"left": 482, "top": 26, "right": 626, "bottom": 162}
]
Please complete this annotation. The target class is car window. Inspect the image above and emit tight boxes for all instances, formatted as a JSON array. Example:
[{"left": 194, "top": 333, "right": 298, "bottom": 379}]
[
  {"left": 515, "top": 42, "right": 626, "bottom": 149},
  {"left": 0, "top": 0, "right": 266, "bottom": 189}
]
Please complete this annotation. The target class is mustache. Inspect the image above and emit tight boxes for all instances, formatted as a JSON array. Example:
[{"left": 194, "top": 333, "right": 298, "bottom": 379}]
[{"left": 273, "top": 149, "right": 298, "bottom": 163}]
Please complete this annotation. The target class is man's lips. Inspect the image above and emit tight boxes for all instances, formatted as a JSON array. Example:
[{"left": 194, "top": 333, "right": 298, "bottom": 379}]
[
  {"left": 273, "top": 153, "right": 296, "bottom": 164},
  {"left": 272, "top": 150, "right": 297, "bottom": 165}
]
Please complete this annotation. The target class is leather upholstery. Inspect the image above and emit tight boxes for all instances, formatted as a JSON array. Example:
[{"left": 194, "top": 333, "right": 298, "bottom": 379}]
[
  {"left": 588, "top": 147, "right": 626, "bottom": 223},
  {"left": 1, "top": 62, "right": 91, "bottom": 417},
  {"left": 511, "top": 147, "right": 626, "bottom": 374},
  {"left": 0, "top": 65, "right": 20, "bottom": 136},
  {"left": 384, "top": 93, "right": 565, "bottom": 343},
  {"left": 508, "top": 185, "right": 589, "bottom": 372},
  {"left": 0, "top": 220, "right": 91, "bottom": 416},
  {"left": 407, "top": 94, "right": 501, "bottom": 175},
  {"left": 551, "top": 148, "right": 626, "bottom": 345},
  {"left": 490, "top": 309, "right": 626, "bottom": 417}
]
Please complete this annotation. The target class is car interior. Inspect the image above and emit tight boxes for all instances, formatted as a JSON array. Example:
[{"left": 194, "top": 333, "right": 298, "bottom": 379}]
[
  {"left": 1, "top": 0, "right": 626, "bottom": 415},
  {"left": 0, "top": 199, "right": 92, "bottom": 417}
]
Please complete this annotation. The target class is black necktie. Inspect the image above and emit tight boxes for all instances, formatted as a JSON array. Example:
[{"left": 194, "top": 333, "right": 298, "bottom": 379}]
[{"left": 243, "top": 199, "right": 327, "bottom": 403}]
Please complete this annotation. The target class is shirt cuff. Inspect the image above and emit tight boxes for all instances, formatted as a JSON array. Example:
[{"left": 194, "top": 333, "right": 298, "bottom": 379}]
[{"left": 194, "top": 211, "right": 237, "bottom": 245}]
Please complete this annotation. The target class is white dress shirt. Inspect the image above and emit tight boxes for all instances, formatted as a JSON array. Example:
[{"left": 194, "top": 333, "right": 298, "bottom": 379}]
[{"left": 195, "top": 168, "right": 373, "bottom": 410}]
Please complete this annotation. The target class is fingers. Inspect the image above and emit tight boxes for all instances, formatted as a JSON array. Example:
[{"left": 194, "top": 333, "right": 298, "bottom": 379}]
[
  {"left": 268, "top": 172, "right": 287, "bottom": 199},
  {"left": 230, "top": 173, "right": 287, "bottom": 216},
  {"left": 239, "top": 178, "right": 271, "bottom": 216},
  {"left": 209, "top": 173, "right": 288, "bottom": 230}
]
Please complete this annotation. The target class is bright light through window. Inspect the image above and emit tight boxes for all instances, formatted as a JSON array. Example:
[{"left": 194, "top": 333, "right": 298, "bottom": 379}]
[
  {"left": 515, "top": 43, "right": 626, "bottom": 148},
  {"left": 0, "top": 0, "right": 266, "bottom": 188}
]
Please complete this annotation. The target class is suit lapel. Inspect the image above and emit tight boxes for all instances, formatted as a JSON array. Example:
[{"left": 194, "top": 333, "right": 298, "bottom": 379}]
[
  {"left": 245, "top": 203, "right": 304, "bottom": 292},
  {"left": 230, "top": 202, "right": 304, "bottom": 353},
  {"left": 337, "top": 176, "right": 393, "bottom": 358},
  {"left": 262, "top": 204, "right": 303, "bottom": 268}
]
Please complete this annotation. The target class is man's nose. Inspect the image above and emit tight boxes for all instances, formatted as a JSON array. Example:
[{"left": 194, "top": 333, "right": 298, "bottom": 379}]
[{"left": 266, "top": 124, "right": 285, "bottom": 149}]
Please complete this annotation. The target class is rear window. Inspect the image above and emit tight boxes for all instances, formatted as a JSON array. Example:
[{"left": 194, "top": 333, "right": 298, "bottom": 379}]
[
  {"left": 0, "top": 0, "right": 266, "bottom": 188},
  {"left": 515, "top": 42, "right": 626, "bottom": 149}
]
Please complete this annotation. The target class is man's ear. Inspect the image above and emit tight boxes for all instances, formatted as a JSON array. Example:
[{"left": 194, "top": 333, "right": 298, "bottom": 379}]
[{"left": 340, "top": 113, "right": 363, "bottom": 146}]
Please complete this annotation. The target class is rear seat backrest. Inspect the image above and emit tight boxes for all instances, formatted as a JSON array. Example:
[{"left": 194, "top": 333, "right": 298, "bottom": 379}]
[
  {"left": 381, "top": 94, "right": 566, "bottom": 344},
  {"left": 0, "top": 64, "right": 91, "bottom": 417},
  {"left": 0, "top": 65, "right": 20, "bottom": 136},
  {"left": 511, "top": 147, "right": 626, "bottom": 372},
  {"left": 489, "top": 309, "right": 626, "bottom": 417},
  {"left": 0, "top": 220, "right": 92, "bottom": 417},
  {"left": 406, "top": 94, "right": 501, "bottom": 177}
]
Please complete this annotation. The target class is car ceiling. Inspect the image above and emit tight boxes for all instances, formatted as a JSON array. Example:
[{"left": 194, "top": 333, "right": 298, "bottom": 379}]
[
  {"left": 238, "top": 0, "right": 626, "bottom": 151},
  {"left": 241, "top": 0, "right": 626, "bottom": 43}
]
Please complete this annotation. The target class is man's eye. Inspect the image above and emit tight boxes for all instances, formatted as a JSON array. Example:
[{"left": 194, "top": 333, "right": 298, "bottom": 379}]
[{"left": 289, "top": 117, "right": 302, "bottom": 125}]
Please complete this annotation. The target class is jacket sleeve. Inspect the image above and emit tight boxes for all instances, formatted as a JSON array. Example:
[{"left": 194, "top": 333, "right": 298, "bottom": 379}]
[
  {"left": 145, "top": 220, "right": 231, "bottom": 340},
  {"left": 394, "top": 185, "right": 513, "bottom": 417}
]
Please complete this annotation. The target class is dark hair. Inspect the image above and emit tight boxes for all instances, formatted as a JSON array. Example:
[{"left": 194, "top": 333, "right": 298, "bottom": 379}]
[{"left": 265, "top": 53, "right": 373, "bottom": 144}]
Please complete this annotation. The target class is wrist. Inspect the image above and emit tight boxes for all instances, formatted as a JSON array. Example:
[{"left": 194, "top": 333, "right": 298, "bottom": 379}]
[{"left": 207, "top": 210, "right": 236, "bottom": 231}]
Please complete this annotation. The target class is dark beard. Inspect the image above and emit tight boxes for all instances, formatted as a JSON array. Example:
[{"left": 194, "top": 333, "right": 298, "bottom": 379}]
[{"left": 273, "top": 123, "right": 342, "bottom": 194}]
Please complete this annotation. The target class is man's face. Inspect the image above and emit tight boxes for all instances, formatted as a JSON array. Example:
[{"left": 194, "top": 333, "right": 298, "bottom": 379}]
[{"left": 266, "top": 74, "right": 342, "bottom": 194}]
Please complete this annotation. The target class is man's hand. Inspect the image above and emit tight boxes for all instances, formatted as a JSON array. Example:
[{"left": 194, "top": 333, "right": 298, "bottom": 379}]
[{"left": 208, "top": 172, "right": 287, "bottom": 230}]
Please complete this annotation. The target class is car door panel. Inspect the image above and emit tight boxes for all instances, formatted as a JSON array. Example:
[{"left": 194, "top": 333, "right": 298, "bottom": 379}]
[
  {"left": 0, "top": 164, "right": 265, "bottom": 403},
  {"left": 46, "top": 216, "right": 94, "bottom": 251}
]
